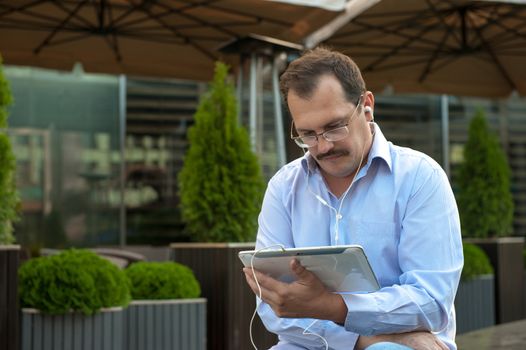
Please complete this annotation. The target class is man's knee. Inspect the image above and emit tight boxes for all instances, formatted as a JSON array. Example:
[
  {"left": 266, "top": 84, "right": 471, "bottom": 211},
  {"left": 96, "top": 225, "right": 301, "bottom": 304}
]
[{"left": 365, "top": 342, "right": 413, "bottom": 350}]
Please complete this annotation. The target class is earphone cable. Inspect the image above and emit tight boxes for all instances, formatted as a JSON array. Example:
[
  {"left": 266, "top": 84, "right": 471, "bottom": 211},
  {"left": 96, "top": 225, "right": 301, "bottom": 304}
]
[{"left": 249, "top": 244, "right": 286, "bottom": 350}]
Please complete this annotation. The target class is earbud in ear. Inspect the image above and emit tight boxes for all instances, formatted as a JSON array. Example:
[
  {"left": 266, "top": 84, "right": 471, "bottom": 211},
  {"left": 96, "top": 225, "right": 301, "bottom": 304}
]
[{"left": 364, "top": 106, "right": 372, "bottom": 114}]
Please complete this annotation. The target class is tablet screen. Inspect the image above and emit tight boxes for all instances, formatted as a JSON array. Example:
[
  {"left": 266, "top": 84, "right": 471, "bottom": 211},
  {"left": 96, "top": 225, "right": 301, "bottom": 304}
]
[{"left": 239, "top": 245, "right": 379, "bottom": 293}]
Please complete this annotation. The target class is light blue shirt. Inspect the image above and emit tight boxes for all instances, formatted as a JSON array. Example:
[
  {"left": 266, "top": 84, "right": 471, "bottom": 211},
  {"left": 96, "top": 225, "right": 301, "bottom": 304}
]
[{"left": 256, "top": 124, "right": 463, "bottom": 350}]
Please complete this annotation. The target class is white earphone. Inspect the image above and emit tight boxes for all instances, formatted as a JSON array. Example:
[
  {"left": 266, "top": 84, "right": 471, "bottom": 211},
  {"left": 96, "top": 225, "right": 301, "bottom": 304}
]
[{"left": 364, "top": 106, "right": 372, "bottom": 114}]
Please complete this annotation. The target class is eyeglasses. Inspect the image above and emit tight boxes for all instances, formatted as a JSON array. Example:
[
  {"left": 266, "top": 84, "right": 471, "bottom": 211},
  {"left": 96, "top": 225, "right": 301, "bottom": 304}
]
[{"left": 291, "top": 95, "right": 363, "bottom": 148}]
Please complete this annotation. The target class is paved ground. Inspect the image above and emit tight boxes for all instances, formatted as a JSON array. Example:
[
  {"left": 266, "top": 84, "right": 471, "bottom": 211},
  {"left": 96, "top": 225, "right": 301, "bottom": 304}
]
[{"left": 456, "top": 319, "right": 526, "bottom": 350}]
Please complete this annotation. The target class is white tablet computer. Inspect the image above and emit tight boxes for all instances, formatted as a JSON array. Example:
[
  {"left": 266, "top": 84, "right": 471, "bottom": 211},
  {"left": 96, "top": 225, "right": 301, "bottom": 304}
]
[{"left": 238, "top": 245, "right": 379, "bottom": 293}]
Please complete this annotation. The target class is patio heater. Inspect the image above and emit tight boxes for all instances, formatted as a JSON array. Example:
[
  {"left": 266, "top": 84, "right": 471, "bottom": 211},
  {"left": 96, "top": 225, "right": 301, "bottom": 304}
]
[{"left": 219, "top": 34, "right": 303, "bottom": 170}]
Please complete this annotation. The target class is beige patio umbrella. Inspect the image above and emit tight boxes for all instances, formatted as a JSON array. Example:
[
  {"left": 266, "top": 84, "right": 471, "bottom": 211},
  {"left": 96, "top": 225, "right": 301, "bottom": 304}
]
[
  {"left": 305, "top": 0, "right": 526, "bottom": 98},
  {"left": 0, "top": 0, "right": 338, "bottom": 80}
]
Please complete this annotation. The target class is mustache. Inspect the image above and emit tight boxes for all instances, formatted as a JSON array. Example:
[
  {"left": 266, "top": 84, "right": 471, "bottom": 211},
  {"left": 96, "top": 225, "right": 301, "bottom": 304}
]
[{"left": 316, "top": 150, "right": 349, "bottom": 160}]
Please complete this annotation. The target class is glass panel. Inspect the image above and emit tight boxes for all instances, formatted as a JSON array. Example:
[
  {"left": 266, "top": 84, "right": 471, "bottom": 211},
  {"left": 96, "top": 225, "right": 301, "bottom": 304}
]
[
  {"left": 124, "top": 77, "right": 202, "bottom": 244},
  {"left": 374, "top": 94, "right": 443, "bottom": 165},
  {"left": 6, "top": 66, "right": 122, "bottom": 249}
]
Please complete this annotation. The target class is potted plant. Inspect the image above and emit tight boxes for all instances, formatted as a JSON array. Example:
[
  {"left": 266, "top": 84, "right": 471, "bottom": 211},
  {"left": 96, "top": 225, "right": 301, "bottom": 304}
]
[
  {"left": 455, "top": 243, "right": 495, "bottom": 333},
  {"left": 18, "top": 249, "right": 130, "bottom": 350},
  {"left": 124, "top": 261, "right": 206, "bottom": 350},
  {"left": 0, "top": 53, "right": 21, "bottom": 350},
  {"left": 455, "top": 108, "right": 524, "bottom": 324},
  {"left": 171, "top": 62, "right": 269, "bottom": 349}
]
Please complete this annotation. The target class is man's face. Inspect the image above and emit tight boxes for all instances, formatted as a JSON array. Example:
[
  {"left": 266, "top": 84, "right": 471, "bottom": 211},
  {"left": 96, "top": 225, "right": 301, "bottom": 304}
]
[{"left": 288, "top": 74, "right": 374, "bottom": 180}]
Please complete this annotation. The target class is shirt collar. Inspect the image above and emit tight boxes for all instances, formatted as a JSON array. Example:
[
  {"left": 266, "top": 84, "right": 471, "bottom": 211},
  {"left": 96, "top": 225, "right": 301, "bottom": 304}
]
[
  {"left": 367, "top": 123, "right": 393, "bottom": 172},
  {"left": 300, "top": 122, "right": 393, "bottom": 174}
]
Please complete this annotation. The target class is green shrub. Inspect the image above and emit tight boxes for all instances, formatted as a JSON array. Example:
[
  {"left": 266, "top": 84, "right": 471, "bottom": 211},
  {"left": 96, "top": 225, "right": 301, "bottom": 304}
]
[
  {"left": 456, "top": 109, "right": 514, "bottom": 238},
  {"left": 461, "top": 243, "right": 493, "bottom": 281},
  {"left": 178, "top": 62, "right": 265, "bottom": 242},
  {"left": 125, "top": 261, "right": 200, "bottom": 300},
  {"left": 0, "top": 54, "right": 19, "bottom": 244},
  {"left": 18, "top": 249, "right": 130, "bottom": 315}
]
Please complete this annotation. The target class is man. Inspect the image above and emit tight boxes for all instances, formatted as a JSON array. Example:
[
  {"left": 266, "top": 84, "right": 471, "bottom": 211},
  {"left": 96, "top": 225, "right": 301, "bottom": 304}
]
[{"left": 243, "top": 47, "right": 463, "bottom": 350}]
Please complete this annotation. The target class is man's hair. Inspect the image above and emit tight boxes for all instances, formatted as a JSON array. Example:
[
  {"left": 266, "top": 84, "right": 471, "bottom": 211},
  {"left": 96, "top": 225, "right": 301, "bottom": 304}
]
[{"left": 279, "top": 47, "right": 366, "bottom": 106}]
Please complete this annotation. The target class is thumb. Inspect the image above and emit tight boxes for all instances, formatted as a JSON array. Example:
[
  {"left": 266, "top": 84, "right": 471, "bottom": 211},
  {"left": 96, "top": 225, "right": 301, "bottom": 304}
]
[{"left": 290, "top": 259, "right": 311, "bottom": 280}]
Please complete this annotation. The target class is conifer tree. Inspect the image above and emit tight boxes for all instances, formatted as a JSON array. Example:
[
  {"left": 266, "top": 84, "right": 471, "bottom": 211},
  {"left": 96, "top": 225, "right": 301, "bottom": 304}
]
[
  {"left": 178, "top": 62, "right": 265, "bottom": 242},
  {"left": 456, "top": 109, "right": 514, "bottom": 238},
  {"left": 0, "top": 55, "right": 19, "bottom": 244}
]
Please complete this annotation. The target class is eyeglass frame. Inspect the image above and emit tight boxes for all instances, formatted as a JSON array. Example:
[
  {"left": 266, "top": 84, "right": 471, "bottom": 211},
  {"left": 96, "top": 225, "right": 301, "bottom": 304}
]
[{"left": 290, "top": 94, "right": 364, "bottom": 148}]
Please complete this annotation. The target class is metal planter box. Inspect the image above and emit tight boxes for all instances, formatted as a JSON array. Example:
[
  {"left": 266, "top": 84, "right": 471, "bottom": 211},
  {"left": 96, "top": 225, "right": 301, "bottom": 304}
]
[
  {"left": 21, "top": 307, "right": 123, "bottom": 350},
  {"left": 455, "top": 274, "right": 495, "bottom": 334},
  {"left": 170, "top": 243, "right": 278, "bottom": 350},
  {"left": 465, "top": 237, "right": 525, "bottom": 323},
  {"left": 124, "top": 299, "right": 206, "bottom": 350},
  {"left": 0, "top": 245, "right": 20, "bottom": 350}
]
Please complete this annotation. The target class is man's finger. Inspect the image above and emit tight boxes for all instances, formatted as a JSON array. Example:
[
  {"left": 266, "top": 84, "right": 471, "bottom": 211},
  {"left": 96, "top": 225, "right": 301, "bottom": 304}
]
[
  {"left": 243, "top": 267, "right": 285, "bottom": 291},
  {"left": 243, "top": 268, "right": 281, "bottom": 303},
  {"left": 436, "top": 338, "right": 449, "bottom": 350},
  {"left": 290, "top": 259, "right": 317, "bottom": 283}
]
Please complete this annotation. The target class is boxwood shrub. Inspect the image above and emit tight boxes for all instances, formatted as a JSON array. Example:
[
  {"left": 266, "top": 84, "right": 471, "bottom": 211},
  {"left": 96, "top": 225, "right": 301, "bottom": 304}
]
[
  {"left": 18, "top": 249, "right": 130, "bottom": 315},
  {"left": 461, "top": 243, "right": 493, "bottom": 281},
  {"left": 125, "top": 261, "right": 200, "bottom": 300}
]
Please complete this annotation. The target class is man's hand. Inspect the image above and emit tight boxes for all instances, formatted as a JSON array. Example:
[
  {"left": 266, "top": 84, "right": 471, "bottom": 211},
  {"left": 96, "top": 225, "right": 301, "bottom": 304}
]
[
  {"left": 243, "top": 258, "right": 347, "bottom": 324},
  {"left": 355, "top": 332, "right": 449, "bottom": 350}
]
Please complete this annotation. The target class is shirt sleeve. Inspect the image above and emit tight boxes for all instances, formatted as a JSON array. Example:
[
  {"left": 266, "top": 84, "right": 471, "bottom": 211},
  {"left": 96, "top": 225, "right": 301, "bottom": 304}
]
[
  {"left": 342, "top": 161, "right": 463, "bottom": 336},
  {"left": 256, "top": 175, "right": 360, "bottom": 349}
]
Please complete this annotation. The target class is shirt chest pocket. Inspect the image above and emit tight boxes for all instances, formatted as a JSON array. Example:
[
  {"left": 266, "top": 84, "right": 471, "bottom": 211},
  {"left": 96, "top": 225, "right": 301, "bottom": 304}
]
[{"left": 348, "top": 219, "right": 400, "bottom": 285}]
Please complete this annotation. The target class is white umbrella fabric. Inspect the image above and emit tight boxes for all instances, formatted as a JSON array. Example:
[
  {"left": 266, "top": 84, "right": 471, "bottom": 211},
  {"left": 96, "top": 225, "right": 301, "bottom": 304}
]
[
  {"left": 0, "top": 0, "right": 339, "bottom": 80},
  {"left": 306, "top": 0, "right": 526, "bottom": 97}
]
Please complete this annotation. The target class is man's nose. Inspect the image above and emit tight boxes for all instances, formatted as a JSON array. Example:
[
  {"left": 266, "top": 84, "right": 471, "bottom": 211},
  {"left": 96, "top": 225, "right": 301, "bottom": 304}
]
[{"left": 316, "top": 136, "right": 334, "bottom": 154}]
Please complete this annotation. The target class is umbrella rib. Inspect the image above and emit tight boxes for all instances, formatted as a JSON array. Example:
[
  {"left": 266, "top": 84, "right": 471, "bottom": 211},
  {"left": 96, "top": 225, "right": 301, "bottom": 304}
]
[
  {"left": 363, "top": 57, "right": 441, "bottom": 73},
  {"left": 0, "top": 0, "right": 82, "bottom": 28},
  {"left": 468, "top": 12, "right": 517, "bottom": 91},
  {"left": 419, "top": 0, "right": 458, "bottom": 82},
  {"left": 117, "top": 33, "right": 189, "bottom": 45},
  {"left": 106, "top": 1, "right": 138, "bottom": 28},
  {"left": 153, "top": 1, "right": 239, "bottom": 38},
  {"left": 0, "top": 18, "right": 83, "bottom": 31},
  {"left": 329, "top": 41, "right": 437, "bottom": 51},
  {"left": 424, "top": 55, "right": 461, "bottom": 75},
  {"left": 37, "top": 32, "right": 93, "bottom": 47},
  {"left": 361, "top": 20, "right": 439, "bottom": 73},
  {"left": 113, "top": 0, "right": 245, "bottom": 37},
  {"left": 105, "top": 0, "right": 121, "bottom": 62},
  {"left": 53, "top": 0, "right": 96, "bottom": 29},
  {"left": 33, "top": 0, "right": 88, "bottom": 54},
  {"left": 476, "top": 7, "right": 526, "bottom": 45},
  {"left": 0, "top": 0, "right": 45, "bottom": 18},
  {"left": 103, "top": 35, "right": 122, "bottom": 62},
  {"left": 128, "top": 20, "right": 261, "bottom": 31},
  {"left": 432, "top": 0, "right": 463, "bottom": 45},
  {"left": 131, "top": 1, "right": 217, "bottom": 62},
  {"left": 110, "top": 1, "right": 197, "bottom": 29},
  {"left": 334, "top": 8, "right": 453, "bottom": 51},
  {"left": 175, "top": 0, "right": 293, "bottom": 27},
  {"left": 97, "top": 0, "right": 106, "bottom": 30}
]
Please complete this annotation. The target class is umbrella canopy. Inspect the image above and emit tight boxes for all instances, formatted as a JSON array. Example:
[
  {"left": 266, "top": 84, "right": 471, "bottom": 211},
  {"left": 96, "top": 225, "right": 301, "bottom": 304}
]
[
  {"left": 0, "top": 0, "right": 338, "bottom": 80},
  {"left": 314, "top": 0, "right": 526, "bottom": 97}
]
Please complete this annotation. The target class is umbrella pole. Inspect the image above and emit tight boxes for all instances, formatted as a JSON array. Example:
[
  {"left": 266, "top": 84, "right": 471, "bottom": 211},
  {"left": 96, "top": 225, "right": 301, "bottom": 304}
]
[
  {"left": 119, "top": 75, "right": 127, "bottom": 247},
  {"left": 272, "top": 56, "right": 286, "bottom": 167},
  {"left": 249, "top": 54, "right": 257, "bottom": 152},
  {"left": 441, "top": 94, "right": 450, "bottom": 178}
]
